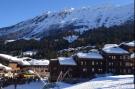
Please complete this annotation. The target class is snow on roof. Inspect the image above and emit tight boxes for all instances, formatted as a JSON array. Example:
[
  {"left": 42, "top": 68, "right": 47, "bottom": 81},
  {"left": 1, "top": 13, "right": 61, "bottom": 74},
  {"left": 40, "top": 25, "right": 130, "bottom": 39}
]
[
  {"left": 18, "top": 57, "right": 32, "bottom": 61},
  {"left": 0, "top": 54, "right": 49, "bottom": 66},
  {"left": 0, "top": 63, "right": 5, "bottom": 69},
  {"left": 4, "top": 66, "right": 12, "bottom": 71},
  {"left": 0, "top": 54, "right": 23, "bottom": 63},
  {"left": 4, "top": 40, "right": 16, "bottom": 44},
  {"left": 103, "top": 44, "right": 118, "bottom": 49},
  {"left": 76, "top": 52, "right": 103, "bottom": 59},
  {"left": 64, "top": 75, "right": 134, "bottom": 89},
  {"left": 0, "top": 54, "right": 32, "bottom": 66},
  {"left": 102, "top": 46, "right": 129, "bottom": 54},
  {"left": 0, "top": 63, "right": 12, "bottom": 71},
  {"left": 125, "top": 41, "right": 135, "bottom": 47},
  {"left": 130, "top": 53, "right": 135, "bottom": 59},
  {"left": 50, "top": 59, "right": 58, "bottom": 61},
  {"left": 28, "top": 70, "right": 34, "bottom": 74},
  {"left": 58, "top": 57, "right": 77, "bottom": 65},
  {"left": 21, "top": 60, "right": 31, "bottom": 66},
  {"left": 23, "top": 51, "right": 37, "bottom": 56},
  {"left": 90, "top": 49, "right": 99, "bottom": 52},
  {"left": 29, "top": 59, "right": 49, "bottom": 66}
]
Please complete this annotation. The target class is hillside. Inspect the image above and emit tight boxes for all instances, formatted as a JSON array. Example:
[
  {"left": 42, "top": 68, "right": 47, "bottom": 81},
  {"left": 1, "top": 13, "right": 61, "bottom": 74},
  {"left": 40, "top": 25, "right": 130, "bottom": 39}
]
[{"left": 0, "top": 3, "right": 134, "bottom": 40}]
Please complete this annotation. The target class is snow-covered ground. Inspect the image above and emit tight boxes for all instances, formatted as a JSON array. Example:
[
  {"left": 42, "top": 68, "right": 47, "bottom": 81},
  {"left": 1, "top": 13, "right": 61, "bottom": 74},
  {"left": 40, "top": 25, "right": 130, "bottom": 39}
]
[
  {"left": 64, "top": 75, "right": 134, "bottom": 89},
  {"left": 4, "top": 81, "right": 71, "bottom": 89},
  {"left": 4, "top": 75, "right": 134, "bottom": 89}
]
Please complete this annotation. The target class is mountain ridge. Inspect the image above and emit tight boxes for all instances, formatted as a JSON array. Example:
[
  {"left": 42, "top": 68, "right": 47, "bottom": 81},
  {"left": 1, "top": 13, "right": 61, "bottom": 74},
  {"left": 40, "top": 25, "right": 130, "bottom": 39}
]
[{"left": 0, "top": 3, "right": 134, "bottom": 40}]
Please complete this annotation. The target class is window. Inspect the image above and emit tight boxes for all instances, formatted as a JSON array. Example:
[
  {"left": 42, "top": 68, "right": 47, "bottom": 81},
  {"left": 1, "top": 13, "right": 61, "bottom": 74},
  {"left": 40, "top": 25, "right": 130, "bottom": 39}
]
[
  {"left": 92, "top": 68, "right": 94, "bottom": 72},
  {"left": 120, "top": 56, "right": 122, "bottom": 59},
  {"left": 120, "top": 62, "right": 122, "bottom": 66},
  {"left": 125, "top": 62, "right": 133, "bottom": 67},
  {"left": 124, "top": 55, "right": 130, "bottom": 60},
  {"left": 127, "top": 56, "right": 130, "bottom": 59},
  {"left": 100, "top": 62, "right": 102, "bottom": 65},
  {"left": 109, "top": 56, "right": 111, "bottom": 58},
  {"left": 98, "top": 69, "right": 102, "bottom": 72},
  {"left": 128, "top": 69, "right": 131, "bottom": 73},
  {"left": 111, "top": 63, "right": 113, "bottom": 66},
  {"left": 123, "top": 69, "right": 126, "bottom": 73},
  {"left": 92, "top": 61, "right": 94, "bottom": 65},
  {"left": 81, "top": 61, "right": 83, "bottom": 65},
  {"left": 83, "top": 68, "right": 87, "bottom": 72},
  {"left": 109, "top": 62, "right": 112, "bottom": 66},
  {"left": 85, "top": 61, "right": 87, "bottom": 65},
  {"left": 110, "top": 56, "right": 116, "bottom": 59},
  {"left": 123, "top": 56, "right": 126, "bottom": 59}
]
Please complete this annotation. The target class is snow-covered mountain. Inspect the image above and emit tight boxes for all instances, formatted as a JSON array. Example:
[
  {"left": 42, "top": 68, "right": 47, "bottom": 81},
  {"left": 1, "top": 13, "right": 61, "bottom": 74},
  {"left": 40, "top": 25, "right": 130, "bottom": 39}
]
[{"left": 0, "top": 3, "right": 134, "bottom": 40}]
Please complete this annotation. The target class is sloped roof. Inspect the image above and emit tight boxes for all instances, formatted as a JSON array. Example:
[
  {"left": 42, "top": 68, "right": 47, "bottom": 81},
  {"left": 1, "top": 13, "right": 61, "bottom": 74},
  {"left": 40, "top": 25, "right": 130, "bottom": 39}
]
[
  {"left": 58, "top": 57, "right": 77, "bottom": 65},
  {"left": 123, "top": 41, "right": 135, "bottom": 47},
  {"left": 76, "top": 52, "right": 103, "bottom": 59},
  {"left": 102, "top": 46, "right": 129, "bottom": 54},
  {"left": 0, "top": 63, "right": 12, "bottom": 71}
]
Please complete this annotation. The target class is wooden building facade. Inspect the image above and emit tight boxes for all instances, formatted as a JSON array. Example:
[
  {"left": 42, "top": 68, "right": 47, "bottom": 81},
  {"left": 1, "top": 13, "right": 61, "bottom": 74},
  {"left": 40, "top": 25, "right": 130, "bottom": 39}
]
[
  {"left": 74, "top": 52, "right": 105, "bottom": 78},
  {"left": 20, "top": 59, "right": 50, "bottom": 77},
  {"left": 102, "top": 45, "right": 133, "bottom": 74},
  {"left": 49, "top": 57, "right": 77, "bottom": 82}
]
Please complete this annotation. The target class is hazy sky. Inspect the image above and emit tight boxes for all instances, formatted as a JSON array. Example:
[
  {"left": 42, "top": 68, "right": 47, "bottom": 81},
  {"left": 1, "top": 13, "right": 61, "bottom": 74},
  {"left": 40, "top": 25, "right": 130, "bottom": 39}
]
[{"left": 0, "top": 0, "right": 134, "bottom": 28}]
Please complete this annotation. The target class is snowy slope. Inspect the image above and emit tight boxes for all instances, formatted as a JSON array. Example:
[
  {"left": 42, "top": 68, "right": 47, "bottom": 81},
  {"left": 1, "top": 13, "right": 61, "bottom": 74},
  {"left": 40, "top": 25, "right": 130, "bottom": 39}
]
[
  {"left": 64, "top": 75, "right": 134, "bottom": 89},
  {"left": 0, "top": 3, "right": 134, "bottom": 40},
  {"left": 4, "top": 81, "right": 71, "bottom": 89},
  {"left": 4, "top": 75, "right": 134, "bottom": 89}
]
